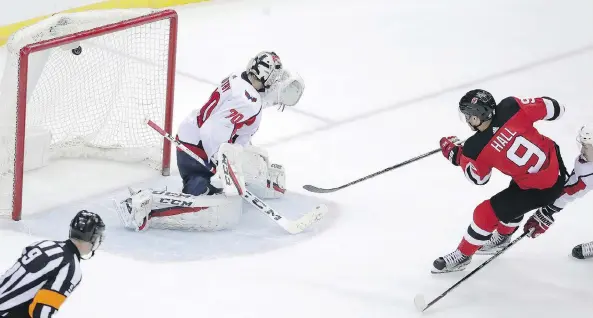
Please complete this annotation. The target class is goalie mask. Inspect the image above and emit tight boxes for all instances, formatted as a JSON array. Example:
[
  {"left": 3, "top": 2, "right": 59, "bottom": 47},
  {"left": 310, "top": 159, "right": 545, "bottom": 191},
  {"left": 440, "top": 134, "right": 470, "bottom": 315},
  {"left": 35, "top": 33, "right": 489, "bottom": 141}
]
[
  {"left": 247, "top": 51, "right": 283, "bottom": 91},
  {"left": 247, "top": 51, "right": 305, "bottom": 111}
]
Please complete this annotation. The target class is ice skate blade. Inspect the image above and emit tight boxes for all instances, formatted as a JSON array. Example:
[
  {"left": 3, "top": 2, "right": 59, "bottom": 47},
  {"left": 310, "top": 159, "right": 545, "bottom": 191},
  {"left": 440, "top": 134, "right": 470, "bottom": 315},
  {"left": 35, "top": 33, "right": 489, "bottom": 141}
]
[
  {"left": 475, "top": 250, "right": 499, "bottom": 256},
  {"left": 414, "top": 294, "right": 426, "bottom": 312},
  {"left": 430, "top": 266, "right": 467, "bottom": 274}
]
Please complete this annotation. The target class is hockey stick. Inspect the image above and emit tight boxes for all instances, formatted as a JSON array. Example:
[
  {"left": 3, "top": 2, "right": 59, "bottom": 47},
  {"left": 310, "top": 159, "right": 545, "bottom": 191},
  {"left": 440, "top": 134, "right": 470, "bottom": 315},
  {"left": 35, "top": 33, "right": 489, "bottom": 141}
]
[
  {"left": 302, "top": 148, "right": 441, "bottom": 193},
  {"left": 303, "top": 138, "right": 468, "bottom": 193},
  {"left": 146, "top": 119, "right": 327, "bottom": 234},
  {"left": 413, "top": 230, "right": 531, "bottom": 312}
]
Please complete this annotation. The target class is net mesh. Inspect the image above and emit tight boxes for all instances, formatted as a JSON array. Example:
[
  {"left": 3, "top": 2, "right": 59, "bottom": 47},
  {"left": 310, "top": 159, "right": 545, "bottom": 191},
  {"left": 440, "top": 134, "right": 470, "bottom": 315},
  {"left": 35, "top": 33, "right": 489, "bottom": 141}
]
[{"left": 0, "top": 9, "right": 174, "bottom": 217}]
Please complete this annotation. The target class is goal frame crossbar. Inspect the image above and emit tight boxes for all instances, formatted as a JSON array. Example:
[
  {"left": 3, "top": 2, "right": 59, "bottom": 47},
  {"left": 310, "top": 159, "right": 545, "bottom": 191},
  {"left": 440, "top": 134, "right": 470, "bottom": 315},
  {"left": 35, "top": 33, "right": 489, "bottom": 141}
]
[{"left": 10, "top": 9, "right": 178, "bottom": 220}]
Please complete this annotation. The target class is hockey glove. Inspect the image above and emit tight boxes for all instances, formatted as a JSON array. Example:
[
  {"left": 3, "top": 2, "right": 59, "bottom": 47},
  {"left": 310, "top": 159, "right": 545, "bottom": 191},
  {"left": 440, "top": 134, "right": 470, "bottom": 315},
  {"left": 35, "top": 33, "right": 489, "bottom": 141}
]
[
  {"left": 440, "top": 136, "right": 462, "bottom": 166},
  {"left": 524, "top": 205, "right": 560, "bottom": 238}
]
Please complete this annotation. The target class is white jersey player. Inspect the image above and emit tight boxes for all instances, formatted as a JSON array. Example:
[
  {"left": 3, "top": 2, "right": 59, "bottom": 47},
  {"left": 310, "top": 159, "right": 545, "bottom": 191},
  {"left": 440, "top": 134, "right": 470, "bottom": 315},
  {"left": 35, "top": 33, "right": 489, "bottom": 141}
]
[
  {"left": 522, "top": 123, "right": 593, "bottom": 258},
  {"left": 113, "top": 51, "right": 305, "bottom": 232}
]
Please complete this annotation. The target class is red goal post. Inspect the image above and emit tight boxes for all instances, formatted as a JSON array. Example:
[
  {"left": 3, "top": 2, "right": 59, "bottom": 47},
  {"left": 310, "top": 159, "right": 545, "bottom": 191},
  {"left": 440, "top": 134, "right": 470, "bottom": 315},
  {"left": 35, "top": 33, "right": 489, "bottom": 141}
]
[{"left": 1, "top": 9, "right": 178, "bottom": 220}]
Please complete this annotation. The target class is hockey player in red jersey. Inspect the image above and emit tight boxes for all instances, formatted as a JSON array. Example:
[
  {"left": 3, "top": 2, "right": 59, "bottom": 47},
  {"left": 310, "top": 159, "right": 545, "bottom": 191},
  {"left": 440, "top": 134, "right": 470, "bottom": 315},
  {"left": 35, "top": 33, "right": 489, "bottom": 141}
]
[
  {"left": 433, "top": 89, "right": 568, "bottom": 273},
  {"left": 521, "top": 123, "right": 593, "bottom": 259}
]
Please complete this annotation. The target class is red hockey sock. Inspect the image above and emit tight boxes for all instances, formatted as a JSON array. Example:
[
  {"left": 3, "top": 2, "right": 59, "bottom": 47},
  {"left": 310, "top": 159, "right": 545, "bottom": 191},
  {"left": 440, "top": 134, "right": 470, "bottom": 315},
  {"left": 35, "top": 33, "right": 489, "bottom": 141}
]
[
  {"left": 457, "top": 200, "right": 500, "bottom": 256},
  {"left": 497, "top": 223, "right": 517, "bottom": 235},
  {"left": 496, "top": 218, "right": 522, "bottom": 235}
]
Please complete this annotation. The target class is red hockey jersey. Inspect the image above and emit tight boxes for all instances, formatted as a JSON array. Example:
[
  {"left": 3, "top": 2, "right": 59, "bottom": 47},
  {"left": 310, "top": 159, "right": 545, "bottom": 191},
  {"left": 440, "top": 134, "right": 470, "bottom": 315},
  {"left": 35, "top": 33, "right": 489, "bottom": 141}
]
[{"left": 459, "top": 96, "right": 564, "bottom": 190}]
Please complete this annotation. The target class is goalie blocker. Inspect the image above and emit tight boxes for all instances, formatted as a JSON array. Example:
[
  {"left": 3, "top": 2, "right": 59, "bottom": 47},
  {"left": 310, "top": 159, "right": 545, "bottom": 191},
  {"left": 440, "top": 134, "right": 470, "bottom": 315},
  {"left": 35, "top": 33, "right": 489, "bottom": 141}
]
[{"left": 114, "top": 144, "right": 286, "bottom": 231}]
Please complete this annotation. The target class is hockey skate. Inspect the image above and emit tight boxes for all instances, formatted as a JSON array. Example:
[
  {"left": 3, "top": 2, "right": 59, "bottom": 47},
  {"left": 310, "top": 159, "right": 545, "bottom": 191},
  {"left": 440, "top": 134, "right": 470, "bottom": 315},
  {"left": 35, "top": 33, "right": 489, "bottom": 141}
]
[
  {"left": 431, "top": 250, "right": 472, "bottom": 274},
  {"left": 475, "top": 230, "right": 512, "bottom": 255},
  {"left": 113, "top": 189, "right": 153, "bottom": 232},
  {"left": 572, "top": 241, "right": 593, "bottom": 259}
]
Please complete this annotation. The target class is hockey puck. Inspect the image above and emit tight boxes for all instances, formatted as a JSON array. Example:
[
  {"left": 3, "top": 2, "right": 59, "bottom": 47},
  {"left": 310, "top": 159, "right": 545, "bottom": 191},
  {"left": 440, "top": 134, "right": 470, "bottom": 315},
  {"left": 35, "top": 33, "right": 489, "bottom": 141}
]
[{"left": 71, "top": 46, "right": 82, "bottom": 55}]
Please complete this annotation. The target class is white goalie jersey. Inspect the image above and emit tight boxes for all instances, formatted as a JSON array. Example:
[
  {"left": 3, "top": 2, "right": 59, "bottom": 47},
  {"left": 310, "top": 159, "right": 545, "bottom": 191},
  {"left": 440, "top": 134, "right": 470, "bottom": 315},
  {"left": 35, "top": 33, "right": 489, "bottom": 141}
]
[
  {"left": 176, "top": 71, "right": 263, "bottom": 163},
  {"left": 175, "top": 70, "right": 291, "bottom": 198},
  {"left": 176, "top": 69, "right": 304, "bottom": 164},
  {"left": 552, "top": 155, "right": 593, "bottom": 209}
]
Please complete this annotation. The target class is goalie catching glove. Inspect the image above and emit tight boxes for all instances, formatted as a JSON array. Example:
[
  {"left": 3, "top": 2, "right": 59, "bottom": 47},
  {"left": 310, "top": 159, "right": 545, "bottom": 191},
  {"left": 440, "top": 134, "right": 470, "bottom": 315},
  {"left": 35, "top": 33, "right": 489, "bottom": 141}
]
[{"left": 261, "top": 69, "right": 305, "bottom": 111}]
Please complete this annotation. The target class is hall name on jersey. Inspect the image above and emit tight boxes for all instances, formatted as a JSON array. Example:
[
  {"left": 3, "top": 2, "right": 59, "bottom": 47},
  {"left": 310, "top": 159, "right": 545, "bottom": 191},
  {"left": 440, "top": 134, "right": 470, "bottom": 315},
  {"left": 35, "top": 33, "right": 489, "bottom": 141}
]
[{"left": 491, "top": 127, "right": 517, "bottom": 152}]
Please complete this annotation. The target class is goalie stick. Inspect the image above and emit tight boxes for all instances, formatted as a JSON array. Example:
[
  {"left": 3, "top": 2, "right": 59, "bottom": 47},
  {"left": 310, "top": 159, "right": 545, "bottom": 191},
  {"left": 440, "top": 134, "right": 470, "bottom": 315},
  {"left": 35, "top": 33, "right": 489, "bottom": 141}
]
[
  {"left": 414, "top": 230, "right": 531, "bottom": 312},
  {"left": 303, "top": 139, "right": 467, "bottom": 193},
  {"left": 146, "top": 119, "right": 327, "bottom": 234}
]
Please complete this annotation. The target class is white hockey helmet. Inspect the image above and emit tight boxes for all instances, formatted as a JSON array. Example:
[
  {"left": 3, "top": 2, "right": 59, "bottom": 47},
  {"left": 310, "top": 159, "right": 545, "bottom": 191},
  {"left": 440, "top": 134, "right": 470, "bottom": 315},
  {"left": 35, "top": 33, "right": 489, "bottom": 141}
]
[
  {"left": 246, "top": 51, "right": 283, "bottom": 90},
  {"left": 578, "top": 123, "right": 593, "bottom": 145},
  {"left": 577, "top": 123, "right": 593, "bottom": 160}
]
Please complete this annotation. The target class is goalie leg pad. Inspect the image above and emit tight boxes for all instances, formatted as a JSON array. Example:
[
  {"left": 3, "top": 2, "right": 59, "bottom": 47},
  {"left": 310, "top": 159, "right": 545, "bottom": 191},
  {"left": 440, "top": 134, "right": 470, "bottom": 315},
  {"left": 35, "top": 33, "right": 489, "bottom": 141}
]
[
  {"left": 246, "top": 163, "right": 286, "bottom": 199},
  {"left": 241, "top": 146, "right": 270, "bottom": 188},
  {"left": 115, "top": 189, "right": 243, "bottom": 231},
  {"left": 241, "top": 146, "right": 286, "bottom": 199},
  {"left": 243, "top": 145, "right": 270, "bottom": 165},
  {"left": 149, "top": 190, "right": 243, "bottom": 231},
  {"left": 214, "top": 143, "right": 246, "bottom": 196},
  {"left": 267, "top": 163, "right": 286, "bottom": 198}
]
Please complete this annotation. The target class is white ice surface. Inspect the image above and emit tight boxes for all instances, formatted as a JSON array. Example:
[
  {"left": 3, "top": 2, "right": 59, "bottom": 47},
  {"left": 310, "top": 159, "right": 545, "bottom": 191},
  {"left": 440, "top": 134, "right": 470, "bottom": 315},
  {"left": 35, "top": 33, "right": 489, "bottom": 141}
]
[{"left": 1, "top": 0, "right": 593, "bottom": 317}]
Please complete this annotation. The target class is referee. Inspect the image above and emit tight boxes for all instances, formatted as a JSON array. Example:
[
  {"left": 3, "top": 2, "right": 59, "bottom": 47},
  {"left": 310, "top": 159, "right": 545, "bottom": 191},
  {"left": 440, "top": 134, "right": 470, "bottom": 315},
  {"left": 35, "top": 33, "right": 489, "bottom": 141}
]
[{"left": 0, "top": 210, "right": 105, "bottom": 318}]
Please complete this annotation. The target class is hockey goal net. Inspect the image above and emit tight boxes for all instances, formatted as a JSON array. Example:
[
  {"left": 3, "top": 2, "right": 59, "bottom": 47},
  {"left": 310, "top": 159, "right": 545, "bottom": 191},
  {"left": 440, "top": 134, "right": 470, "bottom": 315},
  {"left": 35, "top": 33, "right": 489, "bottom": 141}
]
[{"left": 0, "top": 9, "right": 178, "bottom": 220}]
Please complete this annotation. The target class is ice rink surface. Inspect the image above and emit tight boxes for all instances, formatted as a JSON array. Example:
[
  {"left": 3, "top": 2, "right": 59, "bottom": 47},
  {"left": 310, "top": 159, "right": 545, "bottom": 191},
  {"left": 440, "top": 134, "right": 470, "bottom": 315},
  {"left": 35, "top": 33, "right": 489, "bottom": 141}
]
[{"left": 1, "top": 0, "right": 593, "bottom": 316}]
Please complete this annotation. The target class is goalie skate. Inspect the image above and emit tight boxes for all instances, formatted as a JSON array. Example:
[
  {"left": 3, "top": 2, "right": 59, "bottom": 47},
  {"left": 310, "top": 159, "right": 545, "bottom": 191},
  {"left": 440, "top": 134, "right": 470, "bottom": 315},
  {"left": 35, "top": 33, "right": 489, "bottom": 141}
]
[
  {"left": 113, "top": 189, "right": 152, "bottom": 231},
  {"left": 431, "top": 250, "right": 472, "bottom": 274}
]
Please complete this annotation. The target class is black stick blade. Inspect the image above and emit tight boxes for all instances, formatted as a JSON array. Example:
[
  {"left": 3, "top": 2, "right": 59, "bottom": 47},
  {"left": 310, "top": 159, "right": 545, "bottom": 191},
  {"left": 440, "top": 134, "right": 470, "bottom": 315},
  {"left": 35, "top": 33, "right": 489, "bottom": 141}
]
[{"left": 302, "top": 184, "right": 340, "bottom": 193}]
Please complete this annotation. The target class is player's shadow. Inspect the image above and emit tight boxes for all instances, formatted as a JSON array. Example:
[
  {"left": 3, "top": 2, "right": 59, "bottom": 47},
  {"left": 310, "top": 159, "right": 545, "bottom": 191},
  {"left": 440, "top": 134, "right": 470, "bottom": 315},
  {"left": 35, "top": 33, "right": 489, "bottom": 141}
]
[{"left": 12, "top": 176, "right": 338, "bottom": 263}]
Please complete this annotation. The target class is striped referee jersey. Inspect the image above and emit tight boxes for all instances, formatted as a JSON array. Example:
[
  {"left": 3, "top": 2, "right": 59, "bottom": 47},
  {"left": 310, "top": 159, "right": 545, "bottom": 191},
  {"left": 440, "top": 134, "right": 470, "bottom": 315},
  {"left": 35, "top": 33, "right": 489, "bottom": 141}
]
[{"left": 0, "top": 240, "right": 82, "bottom": 318}]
